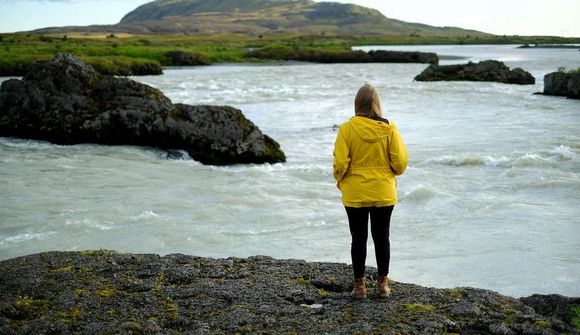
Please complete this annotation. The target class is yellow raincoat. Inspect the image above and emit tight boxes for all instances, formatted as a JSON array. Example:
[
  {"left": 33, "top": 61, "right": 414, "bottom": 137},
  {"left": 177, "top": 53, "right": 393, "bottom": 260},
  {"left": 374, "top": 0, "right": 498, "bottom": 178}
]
[{"left": 333, "top": 116, "right": 408, "bottom": 207}]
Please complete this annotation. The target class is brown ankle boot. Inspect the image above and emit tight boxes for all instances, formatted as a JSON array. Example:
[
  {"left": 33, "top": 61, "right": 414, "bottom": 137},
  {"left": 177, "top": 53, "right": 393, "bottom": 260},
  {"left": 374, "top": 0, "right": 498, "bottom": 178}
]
[
  {"left": 378, "top": 276, "right": 391, "bottom": 298},
  {"left": 351, "top": 278, "right": 367, "bottom": 299}
]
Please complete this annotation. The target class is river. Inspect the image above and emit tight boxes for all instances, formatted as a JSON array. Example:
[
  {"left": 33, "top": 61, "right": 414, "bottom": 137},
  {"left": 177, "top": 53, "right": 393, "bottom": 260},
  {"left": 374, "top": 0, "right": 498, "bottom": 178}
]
[{"left": 1, "top": 44, "right": 579, "bottom": 297}]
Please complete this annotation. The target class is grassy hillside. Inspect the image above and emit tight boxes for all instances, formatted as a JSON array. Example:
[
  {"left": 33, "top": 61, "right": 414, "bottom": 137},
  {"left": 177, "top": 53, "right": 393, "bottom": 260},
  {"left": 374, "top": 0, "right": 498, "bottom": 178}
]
[{"left": 1, "top": 33, "right": 578, "bottom": 76}]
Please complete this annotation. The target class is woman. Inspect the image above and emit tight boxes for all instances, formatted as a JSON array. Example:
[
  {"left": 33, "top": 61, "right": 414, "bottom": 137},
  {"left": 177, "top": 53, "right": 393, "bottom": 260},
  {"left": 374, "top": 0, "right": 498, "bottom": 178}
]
[{"left": 333, "top": 84, "right": 408, "bottom": 299}]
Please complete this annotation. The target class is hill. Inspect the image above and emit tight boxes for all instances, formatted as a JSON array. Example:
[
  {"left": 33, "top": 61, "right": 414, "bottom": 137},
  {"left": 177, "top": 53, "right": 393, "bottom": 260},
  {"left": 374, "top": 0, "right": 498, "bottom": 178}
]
[{"left": 33, "top": 0, "right": 488, "bottom": 37}]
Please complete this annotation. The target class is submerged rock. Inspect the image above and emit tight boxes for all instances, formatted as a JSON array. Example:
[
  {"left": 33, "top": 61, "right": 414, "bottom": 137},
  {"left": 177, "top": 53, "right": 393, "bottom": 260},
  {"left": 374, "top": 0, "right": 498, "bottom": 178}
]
[
  {"left": 414, "top": 60, "right": 535, "bottom": 85},
  {"left": 0, "top": 53, "right": 285, "bottom": 165},
  {"left": 0, "top": 250, "right": 578, "bottom": 334},
  {"left": 543, "top": 71, "right": 580, "bottom": 99}
]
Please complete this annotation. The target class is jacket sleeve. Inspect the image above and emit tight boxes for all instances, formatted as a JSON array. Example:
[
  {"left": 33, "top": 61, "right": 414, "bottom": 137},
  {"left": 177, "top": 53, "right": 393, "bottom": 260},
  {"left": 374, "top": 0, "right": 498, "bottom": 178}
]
[
  {"left": 388, "top": 124, "right": 408, "bottom": 176},
  {"left": 333, "top": 126, "right": 350, "bottom": 182}
]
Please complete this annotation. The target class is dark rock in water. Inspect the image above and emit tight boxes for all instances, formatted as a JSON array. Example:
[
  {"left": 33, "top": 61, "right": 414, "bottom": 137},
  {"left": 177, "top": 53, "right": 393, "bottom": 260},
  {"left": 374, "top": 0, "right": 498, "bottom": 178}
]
[
  {"left": 543, "top": 72, "right": 580, "bottom": 99},
  {"left": 367, "top": 50, "right": 439, "bottom": 65},
  {"left": 518, "top": 44, "right": 580, "bottom": 49},
  {"left": 414, "top": 60, "right": 536, "bottom": 85},
  {"left": 247, "top": 48, "right": 439, "bottom": 65},
  {"left": 0, "top": 53, "right": 285, "bottom": 165},
  {"left": 0, "top": 250, "right": 578, "bottom": 334}
]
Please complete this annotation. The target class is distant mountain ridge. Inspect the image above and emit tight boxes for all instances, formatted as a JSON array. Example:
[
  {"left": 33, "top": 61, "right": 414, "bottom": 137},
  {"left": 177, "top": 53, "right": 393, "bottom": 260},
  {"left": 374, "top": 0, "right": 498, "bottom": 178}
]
[{"left": 33, "top": 0, "right": 488, "bottom": 37}]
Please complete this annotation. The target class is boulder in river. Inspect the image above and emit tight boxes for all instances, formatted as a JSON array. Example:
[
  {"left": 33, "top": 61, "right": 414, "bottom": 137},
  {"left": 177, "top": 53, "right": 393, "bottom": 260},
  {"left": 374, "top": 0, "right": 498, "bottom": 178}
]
[
  {"left": 414, "top": 60, "right": 536, "bottom": 85},
  {"left": 0, "top": 250, "right": 578, "bottom": 334},
  {"left": 0, "top": 53, "right": 286, "bottom": 165},
  {"left": 543, "top": 71, "right": 580, "bottom": 99}
]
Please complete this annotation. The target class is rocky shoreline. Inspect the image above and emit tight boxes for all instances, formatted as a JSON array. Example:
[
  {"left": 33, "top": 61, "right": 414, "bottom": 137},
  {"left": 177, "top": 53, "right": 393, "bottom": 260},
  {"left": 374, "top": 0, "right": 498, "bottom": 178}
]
[{"left": 1, "top": 251, "right": 578, "bottom": 334}]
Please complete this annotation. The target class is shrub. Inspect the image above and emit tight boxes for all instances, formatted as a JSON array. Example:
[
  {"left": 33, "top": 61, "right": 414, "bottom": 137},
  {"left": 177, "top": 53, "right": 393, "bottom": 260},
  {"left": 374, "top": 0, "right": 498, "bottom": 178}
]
[
  {"left": 83, "top": 56, "right": 162, "bottom": 76},
  {"left": 165, "top": 50, "right": 210, "bottom": 66},
  {"left": 138, "top": 39, "right": 152, "bottom": 46},
  {"left": 38, "top": 35, "right": 53, "bottom": 43},
  {"left": 0, "top": 55, "right": 51, "bottom": 76},
  {"left": 245, "top": 44, "right": 297, "bottom": 60}
]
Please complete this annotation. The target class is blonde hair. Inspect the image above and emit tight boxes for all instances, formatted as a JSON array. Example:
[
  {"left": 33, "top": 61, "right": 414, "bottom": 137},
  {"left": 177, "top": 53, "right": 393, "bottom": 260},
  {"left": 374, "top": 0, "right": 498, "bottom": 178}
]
[{"left": 354, "top": 84, "right": 382, "bottom": 118}]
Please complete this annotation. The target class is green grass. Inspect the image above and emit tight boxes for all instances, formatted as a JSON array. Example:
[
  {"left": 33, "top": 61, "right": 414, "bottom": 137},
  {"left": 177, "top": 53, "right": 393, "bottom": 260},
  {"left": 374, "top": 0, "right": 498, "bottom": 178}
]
[
  {"left": 572, "top": 305, "right": 580, "bottom": 329},
  {"left": 402, "top": 303, "right": 436, "bottom": 313},
  {"left": 1, "top": 32, "right": 579, "bottom": 76}
]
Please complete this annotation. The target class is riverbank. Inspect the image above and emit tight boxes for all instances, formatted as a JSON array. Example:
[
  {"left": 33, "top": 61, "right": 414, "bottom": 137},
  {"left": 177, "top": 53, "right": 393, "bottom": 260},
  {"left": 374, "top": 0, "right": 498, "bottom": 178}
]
[
  {"left": 1, "top": 33, "right": 579, "bottom": 76},
  {"left": 0, "top": 251, "right": 578, "bottom": 334}
]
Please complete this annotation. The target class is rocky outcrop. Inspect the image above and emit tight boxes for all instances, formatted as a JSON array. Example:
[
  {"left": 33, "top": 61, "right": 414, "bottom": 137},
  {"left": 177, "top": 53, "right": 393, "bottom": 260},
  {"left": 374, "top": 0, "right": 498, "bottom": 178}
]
[
  {"left": 414, "top": 60, "right": 536, "bottom": 85},
  {"left": 520, "top": 294, "right": 580, "bottom": 326},
  {"left": 0, "top": 250, "right": 578, "bottom": 335},
  {"left": 246, "top": 48, "right": 439, "bottom": 64},
  {"left": 543, "top": 72, "right": 580, "bottom": 99},
  {"left": 0, "top": 53, "right": 285, "bottom": 165}
]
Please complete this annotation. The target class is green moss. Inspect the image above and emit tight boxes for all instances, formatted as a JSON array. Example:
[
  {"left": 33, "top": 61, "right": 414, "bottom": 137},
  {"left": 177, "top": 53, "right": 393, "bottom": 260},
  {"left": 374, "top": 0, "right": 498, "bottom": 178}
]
[
  {"left": 54, "top": 308, "right": 86, "bottom": 323},
  {"left": 49, "top": 265, "right": 74, "bottom": 273},
  {"left": 318, "top": 288, "right": 329, "bottom": 298},
  {"left": 239, "top": 325, "right": 253, "bottom": 333},
  {"left": 74, "top": 288, "right": 86, "bottom": 295},
  {"left": 96, "top": 288, "right": 116, "bottom": 297},
  {"left": 571, "top": 305, "right": 580, "bottom": 329},
  {"left": 534, "top": 320, "right": 550, "bottom": 328},
  {"left": 443, "top": 288, "right": 464, "bottom": 299},
  {"left": 13, "top": 296, "right": 50, "bottom": 311},
  {"left": 79, "top": 250, "right": 119, "bottom": 260},
  {"left": 403, "top": 303, "right": 436, "bottom": 313},
  {"left": 163, "top": 298, "right": 179, "bottom": 320},
  {"left": 123, "top": 321, "right": 143, "bottom": 331},
  {"left": 296, "top": 277, "right": 311, "bottom": 286},
  {"left": 195, "top": 293, "right": 207, "bottom": 300},
  {"left": 152, "top": 272, "right": 166, "bottom": 296}
]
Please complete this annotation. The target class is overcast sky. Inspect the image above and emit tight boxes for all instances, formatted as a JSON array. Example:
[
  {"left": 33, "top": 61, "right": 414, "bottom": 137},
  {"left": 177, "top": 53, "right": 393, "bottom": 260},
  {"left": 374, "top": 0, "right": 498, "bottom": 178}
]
[{"left": 0, "top": 0, "right": 579, "bottom": 37}]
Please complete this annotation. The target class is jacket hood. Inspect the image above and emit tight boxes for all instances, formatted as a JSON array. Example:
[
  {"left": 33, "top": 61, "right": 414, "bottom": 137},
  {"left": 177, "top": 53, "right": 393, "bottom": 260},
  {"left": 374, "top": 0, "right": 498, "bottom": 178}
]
[{"left": 348, "top": 116, "right": 391, "bottom": 143}]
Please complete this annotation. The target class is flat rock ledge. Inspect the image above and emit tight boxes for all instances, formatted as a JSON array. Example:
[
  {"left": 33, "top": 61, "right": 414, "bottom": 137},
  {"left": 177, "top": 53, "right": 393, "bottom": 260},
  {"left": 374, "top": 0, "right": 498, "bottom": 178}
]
[
  {"left": 0, "top": 53, "right": 285, "bottom": 165},
  {"left": 542, "top": 71, "right": 580, "bottom": 99},
  {"left": 1, "top": 251, "right": 578, "bottom": 335},
  {"left": 414, "top": 60, "right": 535, "bottom": 85}
]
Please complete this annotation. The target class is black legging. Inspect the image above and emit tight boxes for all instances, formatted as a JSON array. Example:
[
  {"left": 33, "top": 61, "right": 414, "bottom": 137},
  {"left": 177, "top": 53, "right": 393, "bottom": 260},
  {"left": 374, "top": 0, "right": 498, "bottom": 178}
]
[{"left": 345, "top": 206, "right": 394, "bottom": 279}]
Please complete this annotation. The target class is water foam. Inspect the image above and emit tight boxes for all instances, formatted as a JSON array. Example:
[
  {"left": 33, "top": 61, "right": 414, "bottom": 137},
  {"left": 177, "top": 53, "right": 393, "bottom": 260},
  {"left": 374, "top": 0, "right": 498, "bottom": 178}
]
[
  {"left": 402, "top": 184, "right": 437, "bottom": 202},
  {"left": 1, "top": 232, "right": 55, "bottom": 245},
  {"left": 423, "top": 146, "right": 576, "bottom": 169}
]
